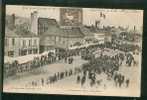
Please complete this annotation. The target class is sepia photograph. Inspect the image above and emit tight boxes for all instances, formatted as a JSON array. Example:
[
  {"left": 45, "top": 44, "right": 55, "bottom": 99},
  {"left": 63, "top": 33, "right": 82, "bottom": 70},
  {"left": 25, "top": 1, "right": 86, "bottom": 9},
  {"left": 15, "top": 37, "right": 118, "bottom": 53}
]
[{"left": 3, "top": 5, "right": 143, "bottom": 97}]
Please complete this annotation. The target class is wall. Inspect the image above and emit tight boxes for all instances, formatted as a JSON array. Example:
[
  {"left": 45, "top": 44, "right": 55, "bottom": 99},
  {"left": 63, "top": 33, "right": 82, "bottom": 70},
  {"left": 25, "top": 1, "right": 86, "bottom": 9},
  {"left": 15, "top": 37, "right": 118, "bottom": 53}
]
[{"left": 5, "top": 37, "right": 40, "bottom": 57}]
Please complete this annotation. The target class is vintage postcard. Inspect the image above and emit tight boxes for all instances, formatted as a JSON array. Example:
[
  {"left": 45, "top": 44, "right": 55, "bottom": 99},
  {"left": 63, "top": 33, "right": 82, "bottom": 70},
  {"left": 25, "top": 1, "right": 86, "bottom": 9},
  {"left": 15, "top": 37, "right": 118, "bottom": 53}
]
[{"left": 3, "top": 5, "right": 143, "bottom": 97}]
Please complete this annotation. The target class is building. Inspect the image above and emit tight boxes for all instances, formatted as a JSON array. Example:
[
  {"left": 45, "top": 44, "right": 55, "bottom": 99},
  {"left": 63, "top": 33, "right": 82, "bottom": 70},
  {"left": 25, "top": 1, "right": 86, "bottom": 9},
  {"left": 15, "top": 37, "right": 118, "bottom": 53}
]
[
  {"left": 38, "top": 8, "right": 85, "bottom": 53},
  {"left": 5, "top": 9, "right": 112, "bottom": 56},
  {"left": 38, "top": 18, "right": 59, "bottom": 36},
  {"left": 39, "top": 18, "right": 84, "bottom": 53},
  {"left": 38, "top": 8, "right": 112, "bottom": 53},
  {"left": 5, "top": 13, "right": 40, "bottom": 57},
  {"left": 94, "top": 30, "right": 112, "bottom": 44},
  {"left": 5, "top": 27, "right": 39, "bottom": 57}
]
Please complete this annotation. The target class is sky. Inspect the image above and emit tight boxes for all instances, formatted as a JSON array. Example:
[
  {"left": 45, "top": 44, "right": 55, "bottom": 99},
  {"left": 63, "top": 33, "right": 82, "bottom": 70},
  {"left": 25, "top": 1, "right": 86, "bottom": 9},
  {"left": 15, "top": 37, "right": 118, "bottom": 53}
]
[{"left": 6, "top": 5, "right": 143, "bottom": 32}]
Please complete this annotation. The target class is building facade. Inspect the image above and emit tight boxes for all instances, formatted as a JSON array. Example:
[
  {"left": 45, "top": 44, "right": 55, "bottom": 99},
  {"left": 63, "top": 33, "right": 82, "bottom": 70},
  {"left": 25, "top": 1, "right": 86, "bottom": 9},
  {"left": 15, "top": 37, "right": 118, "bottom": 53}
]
[
  {"left": 39, "top": 20, "right": 84, "bottom": 53},
  {"left": 38, "top": 7, "right": 85, "bottom": 53},
  {"left": 5, "top": 13, "right": 40, "bottom": 57},
  {"left": 5, "top": 31, "right": 39, "bottom": 57},
  {"left": 5, "top": 9, "right": 112, "bottom": 56}
]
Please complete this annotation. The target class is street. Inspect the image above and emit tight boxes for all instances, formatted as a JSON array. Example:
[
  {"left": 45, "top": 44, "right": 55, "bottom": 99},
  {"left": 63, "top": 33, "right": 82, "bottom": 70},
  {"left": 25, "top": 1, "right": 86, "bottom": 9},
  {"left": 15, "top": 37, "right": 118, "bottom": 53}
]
[{"left": 3, "top": 49, "right": 141, "bottom": 96}]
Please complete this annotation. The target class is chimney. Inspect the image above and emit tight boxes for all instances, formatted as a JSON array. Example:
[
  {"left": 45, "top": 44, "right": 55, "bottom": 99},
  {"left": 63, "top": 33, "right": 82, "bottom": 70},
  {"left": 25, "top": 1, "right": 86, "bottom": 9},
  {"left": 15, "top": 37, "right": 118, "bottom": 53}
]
[
  {"left": 30, "top": 11, "right": 38, "bottom": 35},
  {"left": 9, "top": 13, "right": 15, "bottom": 30}
]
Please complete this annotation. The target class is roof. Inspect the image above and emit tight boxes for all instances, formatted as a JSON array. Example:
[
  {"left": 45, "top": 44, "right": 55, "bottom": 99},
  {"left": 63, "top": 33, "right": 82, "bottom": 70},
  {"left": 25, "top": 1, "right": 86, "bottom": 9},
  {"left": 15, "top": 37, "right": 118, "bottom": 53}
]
[
  {"left": 61, "top": 27, "right": 85, "bottom": 38},
  {"left": 38, "top": 18, "right": 59, "bottom": 27},
  {"left": 15, "top": 26, "right": 38, "bottom": 37},
  {"left": 42, "top": 25, "right": 85, "bottom": 38},
  {"left": 6, "top": 15, "right": 30, "bottom": 27},
  {"left": 5, "top": 15, "right": 37, "bottom": 38},
  {"left": 39, "top": 18, "right": 84, "bottom": 38},
  {"left": 5, "top": 27, "right": 19, "bottom": 37},
  {"left": 5, "top": 26, "right": 38, "bottom": 38},
  {"left": 40, "top": 19, "right": 84, "bottom": 38}
]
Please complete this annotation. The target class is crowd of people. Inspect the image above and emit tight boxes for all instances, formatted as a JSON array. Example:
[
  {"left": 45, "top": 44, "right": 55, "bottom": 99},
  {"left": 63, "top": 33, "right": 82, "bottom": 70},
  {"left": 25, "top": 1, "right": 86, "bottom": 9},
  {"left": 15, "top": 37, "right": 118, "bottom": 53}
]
[
  {"left": 29, "top": 67, "right": 82, "bottom": 87},
  {"left": 4, "top": 39, "right": 139, "bottom": 90},
  {"left": 4, "top": 50, "right": 76, "bottom": 77},
  {"left": 74, "top": 42, "right": 137, "bottom": 89},
  {"left": 23, "top": 41, "right": 137, "bottom": 89}
]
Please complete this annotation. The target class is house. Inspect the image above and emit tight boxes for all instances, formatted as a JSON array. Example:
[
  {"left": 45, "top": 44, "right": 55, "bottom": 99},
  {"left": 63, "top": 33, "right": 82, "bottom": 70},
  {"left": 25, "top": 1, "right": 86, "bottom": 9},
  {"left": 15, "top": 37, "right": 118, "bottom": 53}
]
[
  {"left": 5, "top": 13, "right": 40, "bottom": 57},
  {"left": 39, "top": 18, "right": 85, "bottom": 53},
  {"left": 5, "top": 27, "right": 39, "bottom": 57}
]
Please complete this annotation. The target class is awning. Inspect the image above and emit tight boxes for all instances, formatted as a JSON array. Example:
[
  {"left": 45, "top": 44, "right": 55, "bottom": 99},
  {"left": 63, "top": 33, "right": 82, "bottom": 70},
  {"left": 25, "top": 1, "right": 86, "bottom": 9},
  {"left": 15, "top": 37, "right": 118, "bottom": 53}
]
[{"left": 4, "top": 54, "right": 40, "bottom": 64}]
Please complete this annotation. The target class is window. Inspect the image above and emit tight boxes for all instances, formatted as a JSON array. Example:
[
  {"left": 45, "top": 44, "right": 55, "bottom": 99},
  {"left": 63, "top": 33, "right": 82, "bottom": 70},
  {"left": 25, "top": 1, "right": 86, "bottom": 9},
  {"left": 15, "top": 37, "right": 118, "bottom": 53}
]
[
  {"left": 28, "top": 50, "right": 32, "bottom": 54},
  {"left": 23, "top": 40, "right": 26, "bottom": 47},
  {"left": 19, "top": 49, "right": 21, "bottom": 56},
  {"left": 12, "top": 38, "right": 15, "bottom": 46},
  {"left": 20, "top": 49, "right": 27, "bottom": 56},
  {"left": 8, "top": 51, "right": 14, "bottom": 57},
  {"left": 29, "top": 40, "right": 32, "bottom": 46},
  {"left": 33, "top": 49, "right": 38, "bottom": 54},
  {"left": 34, "top": 39, "right": 37, "bottom": 46}
]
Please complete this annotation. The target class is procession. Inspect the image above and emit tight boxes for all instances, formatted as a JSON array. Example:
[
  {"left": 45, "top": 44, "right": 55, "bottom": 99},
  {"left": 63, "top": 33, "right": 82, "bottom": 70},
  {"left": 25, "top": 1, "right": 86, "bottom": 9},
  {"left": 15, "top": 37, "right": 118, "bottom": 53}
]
[
  {"left": 4, "top": 40, "right": 141, "bottom": 90},
  {"left": 3, "top": 5, "right": 143, "bottom": 97}
]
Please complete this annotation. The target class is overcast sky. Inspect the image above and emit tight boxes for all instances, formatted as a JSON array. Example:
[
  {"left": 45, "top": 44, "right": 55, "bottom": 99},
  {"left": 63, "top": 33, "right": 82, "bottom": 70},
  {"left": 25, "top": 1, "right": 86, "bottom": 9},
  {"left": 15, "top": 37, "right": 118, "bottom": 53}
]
[{"left": 6, "top": 5, "right": 143, "bottom": 32}]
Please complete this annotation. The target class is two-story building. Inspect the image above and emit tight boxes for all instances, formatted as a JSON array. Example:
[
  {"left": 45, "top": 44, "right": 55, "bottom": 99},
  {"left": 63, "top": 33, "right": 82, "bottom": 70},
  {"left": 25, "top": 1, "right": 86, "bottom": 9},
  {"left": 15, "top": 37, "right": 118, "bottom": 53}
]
[
  {"left": 39, "top": 18, "right": 85, "bottom": 53},
  {"left": 5, "top": 13, "right": 40, "bottom": 57},
  {"left": 5, "top": 27, "right": 39, "bottom": 57}
]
